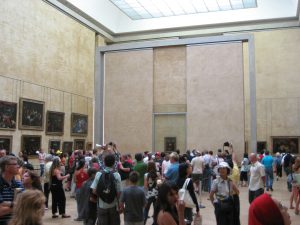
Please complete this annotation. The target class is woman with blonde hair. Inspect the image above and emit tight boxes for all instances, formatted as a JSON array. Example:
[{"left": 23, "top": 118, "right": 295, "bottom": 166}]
[{"left": 8, "top": 189, "right": 45, "bottom": 225}]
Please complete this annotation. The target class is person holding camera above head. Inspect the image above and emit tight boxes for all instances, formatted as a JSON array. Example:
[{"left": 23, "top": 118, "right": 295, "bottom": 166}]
[{"left": 209, "top": 162, "right": 240, "bottom": 225}]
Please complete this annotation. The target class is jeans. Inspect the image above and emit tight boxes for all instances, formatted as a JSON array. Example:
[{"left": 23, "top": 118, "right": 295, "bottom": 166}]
[
  {"left": 265, "top": 167, "right": 273, "bottom": 189},
  {"left": 40, "top": 164, "right": 45, "bottom": 177},
  {"left": 144, "top": 196, "right": 156, "bottom": 224}
]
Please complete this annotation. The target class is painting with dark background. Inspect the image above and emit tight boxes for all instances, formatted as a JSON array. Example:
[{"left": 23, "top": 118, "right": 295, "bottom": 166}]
[
  {"left": 46, "top": 111, "right": 64, "bottom": 135},
  {"left": 49, "top": 140, "right": 61, "bottom": 151},
  {"left": 0, "top": 101, "right": 17, "bottom": 129},
  {"left": 74, "top": 139, "right": 85, "bottom": 150},
  {"left": 0, "top": 136, "right": 12, "bottom": 153},
  {"left": 22, "top": 135, "right": 41, "bottom": 156},
  {"left": 19, "top": 98, "right": 44, "bottom": 130},
  {"left": 62, "top": 141, "right": 73, "bottom": 153},
  {"left": 71, "top": 113, "right": 88, "bottom": 136}
]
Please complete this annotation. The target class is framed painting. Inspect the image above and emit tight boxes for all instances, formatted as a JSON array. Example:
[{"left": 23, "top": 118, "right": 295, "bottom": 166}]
[
  {"left": 0, "top": 100, "right": 17, "bottom": 130},
  {"left": 71, "top": 113, "right": 88, "bottom": 136},
  {"left": 21, "top": 135, "right": 41, "bottom": 156},
  {"left": 74, "top": 139, "right": 85, "bottom": 150},
  {"left": 164, "top": 137, "right": 176, "bottom": 152},
  {"left": 46, "top": 111, "right": 64, "bottom": 135},
  {"left": 62, "top": 141, "right": 73, "bottom": 153},
  {"left": 86, "top": 142, "right": 92, "bottom": 150},
  {"left": 0, "top": 135, "right": 13, "bottom": 154},
  {"left": 49, "top": 139, "right": 61, "bottom": 151},
  {"left": 273, "top": 137, "right": 299, "bottom": 154},
  {"left": 19, "top": 98, "right": 44, "bottom": 130}
]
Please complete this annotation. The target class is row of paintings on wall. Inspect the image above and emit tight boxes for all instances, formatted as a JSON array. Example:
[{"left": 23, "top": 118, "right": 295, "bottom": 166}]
[
  {"left": 0, "top": 98, "right": 88, "bottom": 136},
  {"left": 0, "top": 135, "right": 92, "bottom": 155}
]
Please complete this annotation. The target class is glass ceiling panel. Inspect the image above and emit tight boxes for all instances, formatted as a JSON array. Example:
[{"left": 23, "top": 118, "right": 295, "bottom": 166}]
[{"left": 110, "top": 0, "right": 257, "bottom": 20}]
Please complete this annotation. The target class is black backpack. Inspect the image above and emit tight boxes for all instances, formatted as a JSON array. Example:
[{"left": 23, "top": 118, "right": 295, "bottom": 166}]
[
  {"left": 96, "top": 171, "right": 117, "bottom": 203},
  {"left": 284, "top": 153, "right": 292, "bottom": 168}
]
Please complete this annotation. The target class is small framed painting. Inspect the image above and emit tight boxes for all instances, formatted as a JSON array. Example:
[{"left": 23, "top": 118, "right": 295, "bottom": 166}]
[
  {"left": 19, "top": 98, "right": 44, "bottom": 130},
  {"left": 46, "top": 111, "right": 64, "bottom": 135},
  {"left": 0, "top": 101, "right": 17, "bottom": 130},
  {"left": 71, "top": 113, "right": 88, "bottom": 136}
]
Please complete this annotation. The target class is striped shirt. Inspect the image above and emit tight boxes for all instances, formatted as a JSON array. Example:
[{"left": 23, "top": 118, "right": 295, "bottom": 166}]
[{"left": 0, "top": 176, "right": 23, "bottom": 225}]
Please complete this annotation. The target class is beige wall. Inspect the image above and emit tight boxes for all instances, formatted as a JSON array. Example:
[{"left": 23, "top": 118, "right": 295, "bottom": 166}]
[
  {"left": 0, "top": 0, "right": 95, "bottom": 156},
  {"left": 104, "top": 50, "right": 153, "bottom": 154},
  {"left": 244, "top": 29, "right": 300, "bottom": 152},
  {"left": 186, "top": 43, "right": 244, "bottom": 159}
]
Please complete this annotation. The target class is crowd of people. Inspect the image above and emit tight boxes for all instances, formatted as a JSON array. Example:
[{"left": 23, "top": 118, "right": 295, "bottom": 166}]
[{"left": 0, "top": 142, "right": 299, "bottom": 225}]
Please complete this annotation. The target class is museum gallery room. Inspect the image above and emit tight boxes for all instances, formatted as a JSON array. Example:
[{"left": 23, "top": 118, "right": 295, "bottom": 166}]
[{"left": 0, "top": 0, "right": 300, "bottom": 225}]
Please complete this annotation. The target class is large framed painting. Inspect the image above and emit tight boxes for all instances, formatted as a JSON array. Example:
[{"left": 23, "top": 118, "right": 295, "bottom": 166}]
[
  {"left": 0, "top": 100, "right": 17, "bottom": 130},
  {"left": 46, "top": 111, "right": 64, "bottom": 135},
  {"left": 74, "top": 139, "right": 85, "bottom": 150},
  {"left": 21, "top": 135, "right": 41, "bottom": 156},
  {"left": 62, "top": 141, "right": 73, "bottom": 153},
  {"left": 49, "top": 139, "right": 61, "bottom": 151},
  {"left": 71, "top": 113, "right": 88, "bottom": 136},
  {"left": 273, "top": 137, "right": 299, "bottom": 154},
  {"left": 19, "top": 98, "right": 44, "bottom": 130},
  {"left": 0, "top": 135, "right": 13, "bottom": 154}
]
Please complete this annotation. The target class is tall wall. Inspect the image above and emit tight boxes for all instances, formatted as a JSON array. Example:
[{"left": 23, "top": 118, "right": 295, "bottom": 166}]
[
  {"left": 244, "top": 29, "right": 300, "bottom": 153},
  {"left": 0, "top": 0, "right": 96, "bottom": 156}
]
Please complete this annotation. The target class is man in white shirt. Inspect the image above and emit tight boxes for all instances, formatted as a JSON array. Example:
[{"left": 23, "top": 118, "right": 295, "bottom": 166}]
[
  {"left": 249, "top": 153, "right": 266, "bottom": 203},
  {"left": 191, "top": 151, "right": 205, "bottom": 208}
]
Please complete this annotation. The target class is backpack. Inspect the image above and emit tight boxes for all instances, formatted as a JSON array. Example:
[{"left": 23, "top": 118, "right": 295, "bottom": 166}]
[{"left": 96, "top": 171, "right": 117, "bottom": 203}]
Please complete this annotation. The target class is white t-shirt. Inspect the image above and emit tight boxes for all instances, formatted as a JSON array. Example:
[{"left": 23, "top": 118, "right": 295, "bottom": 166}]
[
  {"left": 249, "top": 161, "right": 265, "bottom": 191},
  {"left": 162, "top": 160, "right": 171, "bottom": 176},
  {"left": 191, "top": 156, "right": 204, "bottom": 174}
]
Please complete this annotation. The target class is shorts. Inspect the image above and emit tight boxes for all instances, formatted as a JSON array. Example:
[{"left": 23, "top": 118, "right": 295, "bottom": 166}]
[{"left": 191, "top": 173, "right": 203, "bottom": 182}]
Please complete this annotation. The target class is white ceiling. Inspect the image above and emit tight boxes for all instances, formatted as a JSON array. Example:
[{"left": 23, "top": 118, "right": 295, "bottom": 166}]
[{"left": 46, "top": 0, "right": 299, "bottom": 42}]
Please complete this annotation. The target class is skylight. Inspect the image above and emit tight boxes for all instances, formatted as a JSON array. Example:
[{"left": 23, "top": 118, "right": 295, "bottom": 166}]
[{"left": 110, "top": 0, "right": 257, "bottom": 20}]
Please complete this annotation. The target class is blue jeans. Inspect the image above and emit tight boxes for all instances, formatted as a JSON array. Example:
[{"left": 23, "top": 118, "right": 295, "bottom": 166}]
[
  {"left": 265, "top": 167, "right": 273, "bottom": 189},
  {"left": 40, "top": 164, "right": 45, "bottom": 177}
]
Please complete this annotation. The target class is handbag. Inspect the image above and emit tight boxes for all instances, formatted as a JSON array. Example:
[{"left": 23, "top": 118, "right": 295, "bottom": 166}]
[
  {"left": 178, "top": 178, "right": 195, "bottom": 208},
  {"left": 218, "top": 180, "right": 234, "bottom": 212}
]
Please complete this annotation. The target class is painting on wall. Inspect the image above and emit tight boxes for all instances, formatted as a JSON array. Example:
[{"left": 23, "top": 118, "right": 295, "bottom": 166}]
[
  {"left": 19, "top": 98, "right": 44, "bottom": 130},
  {"left": 164, "top": 137, "right": 176, "bottom": 152},
  {"left": 273, "top": 137, "right": 299, "bottom": 154},
  {"left": 0, "top": 101, "right": 17, "bottom": 130},
  {"left": 21, "top": 135, "right": 41, "bottom": 156},
  {"left": 46, "top": 111, "right": 64, "bottom": 135},
  {"left": 0, "top": 136, "right": 13, "bottom": 154},
  {"left": 71, "top": 113, "right": 88, "bottom": 136},
  {"left": 62, "top": 141, "right": 73, "bottom": 153},
  {"left": 49, "top": 140, "right": 61, "bottom": 151},
  {"left": 74, "top": 139, "right": 85, "bottom": 150},
  {"left": 86, "top": 142, "right": 92, "bottom": 150}
]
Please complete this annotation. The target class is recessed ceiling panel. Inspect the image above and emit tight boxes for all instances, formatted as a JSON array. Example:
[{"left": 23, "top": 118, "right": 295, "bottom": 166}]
[{"left": 110, "top": 0, "right": 257, "bottom": 19}]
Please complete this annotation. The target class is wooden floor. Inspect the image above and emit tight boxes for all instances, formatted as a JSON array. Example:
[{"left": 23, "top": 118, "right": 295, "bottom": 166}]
[{"left": 43, "top": 176, "right": 298, "bottom": 225}]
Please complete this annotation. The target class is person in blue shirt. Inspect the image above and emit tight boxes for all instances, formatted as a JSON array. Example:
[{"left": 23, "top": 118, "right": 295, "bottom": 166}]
[
  {"left": 261, "top": 151, "right": 274, "bottom": 191},
  {"left": 165, "top": 152, "right": 179, "bottom": 184}
]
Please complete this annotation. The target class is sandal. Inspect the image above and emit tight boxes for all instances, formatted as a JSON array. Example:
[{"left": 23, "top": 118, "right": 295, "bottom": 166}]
[
  {"left": 295, "top": 209, "right": 299, "bottom": 215},
  {"left": 62, "top": 214, "right": 71, "bottom": 218}
]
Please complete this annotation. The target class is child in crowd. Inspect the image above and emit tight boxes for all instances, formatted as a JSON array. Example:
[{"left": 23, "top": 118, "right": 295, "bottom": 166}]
[{"left": 120, "top": 171, "right": 146, "bottom": 225}]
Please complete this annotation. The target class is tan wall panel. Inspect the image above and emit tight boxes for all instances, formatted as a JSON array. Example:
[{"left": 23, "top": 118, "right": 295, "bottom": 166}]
[
  {"left": 256, "top": 99, "right": 268, "bottom": 141},
  {"left": 154, "top": 46, "right": 186, "bottom": 106},
  {"left": 271, "top": 99, "right": 300, "bottom": 136},
  {"left": 0, "top": 0, "right": 95, "bottom": 98},
  {"left": 104, "top": 50, "right": 153, "bottom": 153},
  {"left": 186, "top": 43, "right": 244, "bottom": 158}
]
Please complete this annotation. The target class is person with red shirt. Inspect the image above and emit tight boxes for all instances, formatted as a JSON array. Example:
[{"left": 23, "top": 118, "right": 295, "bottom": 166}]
[{"left": 74, "top": 159, "right": 88, "bottom": 221}]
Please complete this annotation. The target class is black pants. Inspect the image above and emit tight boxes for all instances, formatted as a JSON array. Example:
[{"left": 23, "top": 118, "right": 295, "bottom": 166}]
[
  {"left": 97, "top": 206, "right": 120, "bottom": 225},
  {"left": 44, "top": 182, "right": 50, "bottom": 208},
  {"left": 214, "top": 202, "right": 234, "bottom": 225},
  {"left": 50, "top": 185, "right": 66, "bottom": 215},
  {"left": 144, "top": 196, "right": 156, "bottom": 224},
  {"left": 249, "top": 188, "right": 264, "bottom": 204}
]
